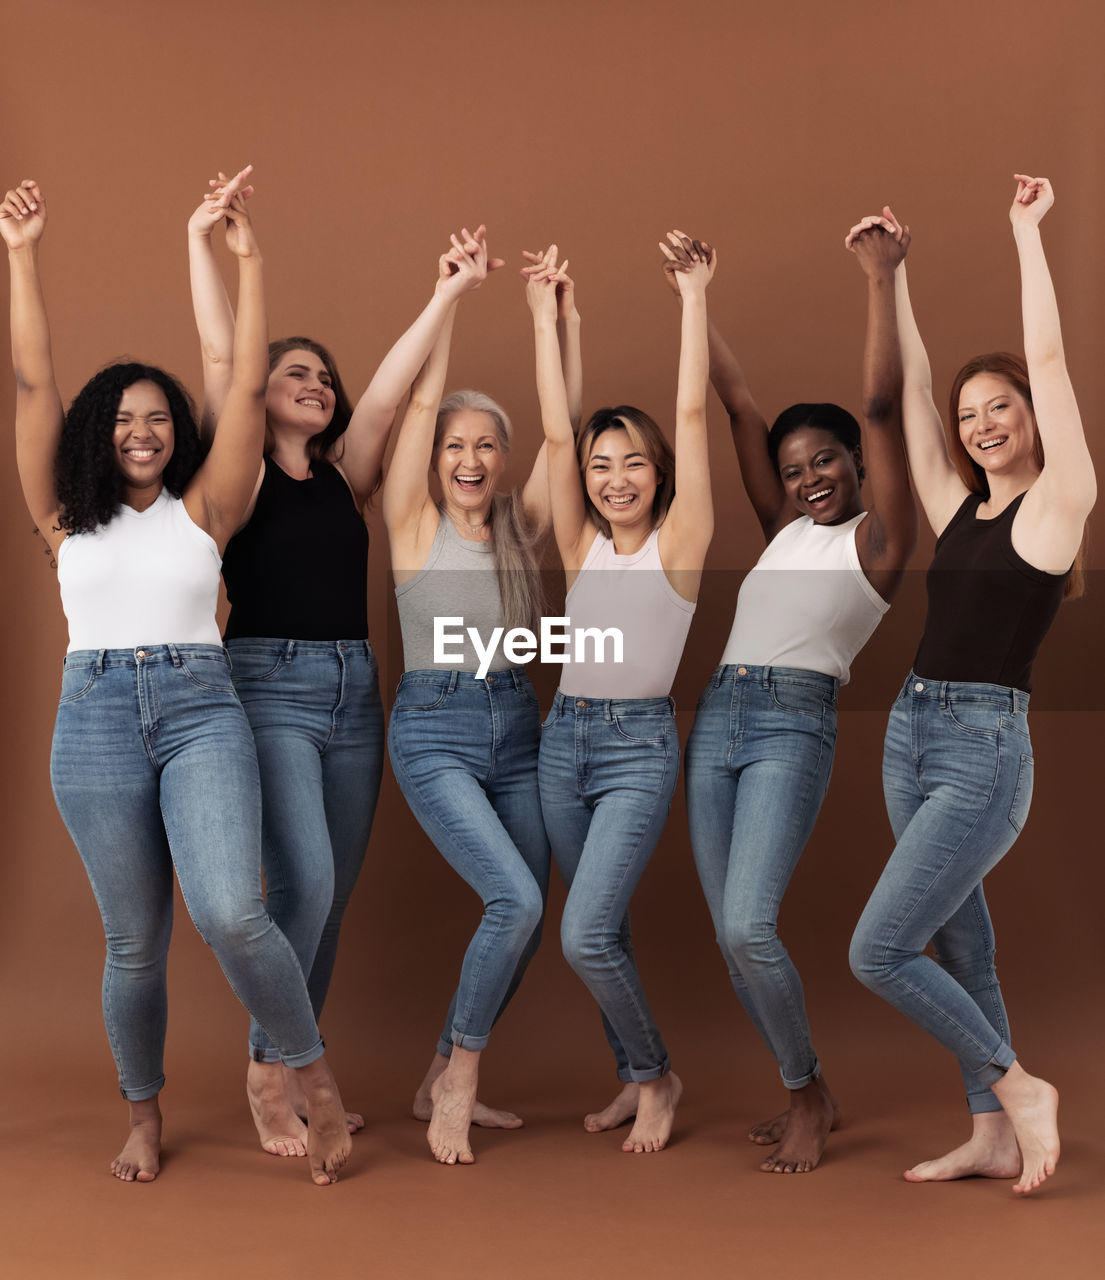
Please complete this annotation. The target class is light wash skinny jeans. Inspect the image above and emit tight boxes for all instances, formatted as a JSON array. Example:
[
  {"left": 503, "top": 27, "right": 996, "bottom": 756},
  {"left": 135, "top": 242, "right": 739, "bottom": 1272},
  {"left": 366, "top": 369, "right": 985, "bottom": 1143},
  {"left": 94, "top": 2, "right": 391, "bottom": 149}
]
[
  {"left": 226, "top": 639, "right": 384, "bottom": 1062},
  {"left": 50, "top": 646, "right": 325, "bottom": 1100},
  {"left": 685, "top": 665, "right": 838, "bottom": 1090},
  {"left": 388, "top": 668, "right": 549, "bottom": 1053},
  {"left": 850, "top": 674, "right": 1031, "bottom": 1112},
  {"left": 539, "top": 692, "right": 678, "bottom": 1083}
]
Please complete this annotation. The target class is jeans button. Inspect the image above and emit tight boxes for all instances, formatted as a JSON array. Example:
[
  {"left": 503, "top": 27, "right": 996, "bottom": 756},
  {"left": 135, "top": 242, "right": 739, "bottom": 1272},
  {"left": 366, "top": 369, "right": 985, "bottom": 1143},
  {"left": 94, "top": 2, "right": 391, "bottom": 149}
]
[
  {"left": 914, "top": 682, "right": 924, "bottom": 692},
  {"left": 136, "top": 649, "right": 147, "bottom": 659},
  {"left": 737, "top": 666, "right": 747, "bottom": 676},
  {"left": 577, "top": 699, "right": 588, "bottom": 708}
]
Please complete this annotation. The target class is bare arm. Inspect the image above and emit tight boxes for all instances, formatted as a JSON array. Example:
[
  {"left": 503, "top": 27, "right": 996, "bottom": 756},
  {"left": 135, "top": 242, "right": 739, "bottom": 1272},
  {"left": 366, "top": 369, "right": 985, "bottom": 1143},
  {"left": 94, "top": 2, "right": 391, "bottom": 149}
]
[
  {"left": 381, "top": 229, "right": 493, "bottom": 572},
  {"left": 184, "top": 193, "right": 268, "bottom": 551},
  {"left": 845, "top": 222, "right": 917, "bottom": 599},
  {"left": 1008, "top": 176, "right": 1095, "bottom": 563},
  {"left": 339, "top": 225, "right": 506, "bottom": 507},
  {"left": 187, "top": 166, "right": 253, "bottom": 441},
  {"left": 2, "top": 180, "right": 65, "bottom": 555},
  {"left": 657, "top": 232, "right": 715, "bottom": 579},
  {"left": 853, "top": 209, "right": 968, "bottom": 537},
  {"left": 525, "top": 266, "right": 589, "bottom": 570}
]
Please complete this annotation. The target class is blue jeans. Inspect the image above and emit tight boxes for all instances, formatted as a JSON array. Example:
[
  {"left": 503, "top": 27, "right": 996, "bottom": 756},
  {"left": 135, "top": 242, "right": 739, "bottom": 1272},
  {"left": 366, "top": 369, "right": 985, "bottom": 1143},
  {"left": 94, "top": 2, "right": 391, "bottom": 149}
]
[
  {"left": 49, "top": 646, "right": 325, "bottom": 1101},
  {"left": 226, "top": 639, "right": 384, "bottom": 1062},
  {"left": 539, "top": 692, "right": 678, "bottom": 1082},
  {"left": 685, "top": 665, "right": 838, "bottom": 1090},
  {"left": 387, "top": 668, "right": 548, "bottom": 1053},
  {"left": 850, "top": 674, "right": 1031, "bottom": 1113}
]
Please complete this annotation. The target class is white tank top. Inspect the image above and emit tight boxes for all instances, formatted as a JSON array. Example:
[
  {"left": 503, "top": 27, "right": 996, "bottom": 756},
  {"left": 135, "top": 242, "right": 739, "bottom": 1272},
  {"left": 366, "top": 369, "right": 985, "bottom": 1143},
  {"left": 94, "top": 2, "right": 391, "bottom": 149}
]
[
  {"left": 58, "top": 491, "right": 222, "bottom": 652},
  {"left": 720, "top": 512, "right": 887, "bottom": 684},
  {"left": 559, "top": 527, "right": 695, "bottom": 698}
]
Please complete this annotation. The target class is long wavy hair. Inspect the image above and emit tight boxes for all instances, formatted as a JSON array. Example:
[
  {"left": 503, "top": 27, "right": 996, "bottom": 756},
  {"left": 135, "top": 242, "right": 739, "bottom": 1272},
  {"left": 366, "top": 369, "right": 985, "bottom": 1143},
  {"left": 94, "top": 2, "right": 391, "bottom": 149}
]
[
  {"left": 434, "top": 390, "right": 543, "bottom": 632},
  {"left": 55, "top": 363, "right": 204, "bottom": 535},
  {"left": 949, "top": 352, "right": 1083, "bottom": 599},
  {"left": 575, "top": 405, "right": 676, "bottom": 541}
]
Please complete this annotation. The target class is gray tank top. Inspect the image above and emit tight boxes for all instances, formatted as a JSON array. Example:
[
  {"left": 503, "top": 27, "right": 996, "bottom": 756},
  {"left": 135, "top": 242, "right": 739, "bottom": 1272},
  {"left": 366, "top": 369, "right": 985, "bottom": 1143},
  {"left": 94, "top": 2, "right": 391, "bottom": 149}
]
[{"left": 395, "top": 510, "right": 511, "bottom": 673}]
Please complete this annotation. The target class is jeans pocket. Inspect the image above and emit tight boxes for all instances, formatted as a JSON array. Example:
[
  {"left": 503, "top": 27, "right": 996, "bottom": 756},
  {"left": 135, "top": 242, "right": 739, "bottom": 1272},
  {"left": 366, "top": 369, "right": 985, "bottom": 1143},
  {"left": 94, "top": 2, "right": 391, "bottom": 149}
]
[
  {"left": 59, "top": 666, "right": 97, "bottom": 704},
  {"left": 943, "top": 698, "right": 1001, "bottom": 737},
  {"left": 179, "top": 651, "right": 234, "bottom": 691},
  {"left": 770, "top": 680, "right": 830, "bottom": 719},
  {"left": 228, "top": 649, "right": 286, "bottom": 682},
  {"left": 395, "top": 680, "right": 448, "bottom": 711},
  {"left": 612, "top": 714, "right": 670, "bottom": 745},
  {"left": 1009, "top": 753, "right": 1034, "bottom": 832}
]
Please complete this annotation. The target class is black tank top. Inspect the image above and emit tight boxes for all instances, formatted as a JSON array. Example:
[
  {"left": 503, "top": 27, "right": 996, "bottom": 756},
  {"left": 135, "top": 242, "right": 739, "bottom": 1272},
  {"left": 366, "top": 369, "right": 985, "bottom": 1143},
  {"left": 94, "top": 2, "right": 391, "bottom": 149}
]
[
  {"left": 222, "top": 456, "right": 369, "bottom": 640},
  {"left": 913, "top": 492, "right": 1067, "bottom": 692}
]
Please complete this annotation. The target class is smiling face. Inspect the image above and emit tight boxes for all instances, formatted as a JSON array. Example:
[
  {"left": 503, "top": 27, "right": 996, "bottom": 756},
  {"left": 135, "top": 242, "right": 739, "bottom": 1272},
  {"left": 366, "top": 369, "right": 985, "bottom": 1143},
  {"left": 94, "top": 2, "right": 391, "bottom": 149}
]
[
  {"left": 113, "top": 380, "right": 175, "bottom": 504},
  {"left": 433, "top": 408, "right": 507, "bottom": 519},
  {"left": 265, "top": 348, "right": 336, "bottom": 438},
  {"left": 583, "top": 426, "right": 660, "bottom": 531},
  {"left": 956, "top": 372, "right": 1039, "bottom": 480},
  {"left": 776, "top": 426, "right": 863, "bottom": 524}
]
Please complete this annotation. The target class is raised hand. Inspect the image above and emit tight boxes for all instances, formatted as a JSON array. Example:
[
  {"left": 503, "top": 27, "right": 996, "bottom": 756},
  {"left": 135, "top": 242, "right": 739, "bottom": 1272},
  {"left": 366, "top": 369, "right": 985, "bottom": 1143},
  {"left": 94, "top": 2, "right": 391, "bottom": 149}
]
[
  {"left": 1010, "top": 174, "right": 1054, "bottom": 231},
  {"left": 523, "top": 245, "right": 577, "bottom": 320},
  {"left": 435, "top": 224, "right": 503, "bottom": 302},
  {"left": 188, "top": 165, "right": 254, "bottom": 239},
  {"left": 659, "top": 230, "right": 716, "bottom": 297},
  {"left": 223, "top": 190, "right": 260, "bottom": 259},
  {"left": 0, "top": 180, "right": 46, "bottom": 250},
  {"left": 848, "top": 207, "right": 910, "bottom": 278}
]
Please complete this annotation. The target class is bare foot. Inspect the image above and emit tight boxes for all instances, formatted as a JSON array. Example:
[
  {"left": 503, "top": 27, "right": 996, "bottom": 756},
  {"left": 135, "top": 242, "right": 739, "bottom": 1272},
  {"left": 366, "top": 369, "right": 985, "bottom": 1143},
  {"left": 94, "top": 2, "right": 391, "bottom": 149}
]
[
  {"left": 283, "top": 1065, "right": 364, "bottom": 1134},
  {"left": 584, "top": 1082, "right": 640, "bottom": 1133},
  {"left": 622, "top": 1073, "right": 682, "bottom": 1154},
  {"left": 749, "top": 1076, "right": 842, "bottom": 1146},
  {"left": 111, "top": 1098, "right": 162, "bottom": 1183},
  {"left": 427, "top": 1048, "right": 479, "bottom": 1166},
  {"left": 413, "top": 1052, "right": 522, "bottom": 1130},
  {"left": 904, "top": 1111, "right": 1021, "bottom": 1182},
  {"left": 295, "top": 1058, "right": 353, "bottom": 1186},
  {"left": 991, "top": 1062, "right": 1060, "bottom": 1195},
  {"left": 760, "top": 1078, "right": 835, "bottom": 1173},
  {"left": 247, "top": 1060, "right": 308, "bottom": 1157}
]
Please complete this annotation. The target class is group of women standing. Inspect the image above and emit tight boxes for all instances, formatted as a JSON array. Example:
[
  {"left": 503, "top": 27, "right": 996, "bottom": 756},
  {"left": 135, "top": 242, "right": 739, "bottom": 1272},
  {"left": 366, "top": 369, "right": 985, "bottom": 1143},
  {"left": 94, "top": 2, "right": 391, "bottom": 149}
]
[{"left": 3, "top": 168, "right": 1089, "bottom": 1197}]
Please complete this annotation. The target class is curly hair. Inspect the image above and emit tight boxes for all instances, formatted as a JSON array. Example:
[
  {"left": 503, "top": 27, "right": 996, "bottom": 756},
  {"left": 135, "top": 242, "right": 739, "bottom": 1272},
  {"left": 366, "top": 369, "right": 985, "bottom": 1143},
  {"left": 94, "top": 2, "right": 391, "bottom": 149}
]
[{"left": 55, "top": 363, "right": 204, "bottom": 535}]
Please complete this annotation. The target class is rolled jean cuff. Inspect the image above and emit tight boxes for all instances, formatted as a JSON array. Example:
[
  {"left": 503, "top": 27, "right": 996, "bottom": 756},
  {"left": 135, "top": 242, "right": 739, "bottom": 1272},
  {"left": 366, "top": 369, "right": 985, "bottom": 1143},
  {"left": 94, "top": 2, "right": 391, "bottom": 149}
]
[
  {"left": 617, "top": 1058, "right": 671, "bottom": 1085},
  {"left": 451, "top": 1029, "right": 491, "bottom": 1053},
  {"left": 250, "top": 1042, "right": 283, "bottom": 1065},
  {"left": 436, "top": 1036, "right": 454, "bottom": 1059},
  {"left": 120, "top": 1073, "right": 165, "bottom": 1103},
  {"left": 279, "top": 1036, "right": 327, "bottom": 1070},
  {"left": 782, "top": 1056, "right": 821, "bottom": 1092},
  {"left": 969, "top": 1042, "right": 1016, "bottom": 1095},
  {"left": 968, "top": 1088, "right": 1005, "bottom": 1115}
]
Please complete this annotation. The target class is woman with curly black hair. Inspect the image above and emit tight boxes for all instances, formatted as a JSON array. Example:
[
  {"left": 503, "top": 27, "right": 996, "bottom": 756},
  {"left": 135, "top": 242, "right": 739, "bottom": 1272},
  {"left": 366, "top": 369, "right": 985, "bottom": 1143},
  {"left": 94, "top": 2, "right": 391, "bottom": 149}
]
[{"left": 2, "top": 176, "right": 352, "bottom": 1187}]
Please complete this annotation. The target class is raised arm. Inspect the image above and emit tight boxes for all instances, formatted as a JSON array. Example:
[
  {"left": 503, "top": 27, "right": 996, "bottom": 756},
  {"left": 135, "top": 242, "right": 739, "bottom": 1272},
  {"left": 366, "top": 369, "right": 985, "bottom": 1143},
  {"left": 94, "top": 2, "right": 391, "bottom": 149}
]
[
  {"left": 1010, "top": 176, "right": 1096, "bottom": 561},
  {"left": 338, "top": 225, "right": 506, "bottom": 508},
  {"left": 663, "top": 250, "right": 779, "bottom": 540},
  {"left": 850, "top": 208, "right": 968, "bottom": 537},
  {"left": 656, "top": 232, "right": 715, "bottom": 574},
  {"left": 846, "top": 222, "right": 917, "bottom": 599},
  {"left": 2, "top": 179, "right": 65, "bottom": 556},
  {"left": 525, "top": 260, "right": 588, "bottom": 569},
  {"left": 381, "top": 229, "right": 491, "bottom": 571},
  {"left": 184, "top": 191, "right": 268, "bottom": 551},
  {"left": 187, "top": 166, "right": 253, "bottom": 441}
]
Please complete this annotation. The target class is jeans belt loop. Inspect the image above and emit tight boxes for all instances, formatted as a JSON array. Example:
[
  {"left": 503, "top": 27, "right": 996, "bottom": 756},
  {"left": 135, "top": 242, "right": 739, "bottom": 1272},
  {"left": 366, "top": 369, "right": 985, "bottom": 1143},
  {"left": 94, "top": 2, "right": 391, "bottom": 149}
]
[
  {"left": 95, "top": 649, "right": 106, "bottom": 674},
  {"left": 167, "top": 642, "right": 181, "bottom": 667},
  {"left": 762, "top": 665, "right": 772, "bottom": 691},
  {"left": 284, "top": 639, "right": 296, "bottom": 663},
  {"left": 447, "top": 669, "right": 459, "bottom": 694}
]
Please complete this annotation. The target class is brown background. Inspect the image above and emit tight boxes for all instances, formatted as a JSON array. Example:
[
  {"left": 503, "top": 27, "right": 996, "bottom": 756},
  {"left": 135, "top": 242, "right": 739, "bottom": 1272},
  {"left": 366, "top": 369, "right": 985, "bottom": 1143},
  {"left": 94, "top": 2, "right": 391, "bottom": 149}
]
[{"left": 3, "top": 1, "right": 1104, "bottom": 1276}]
